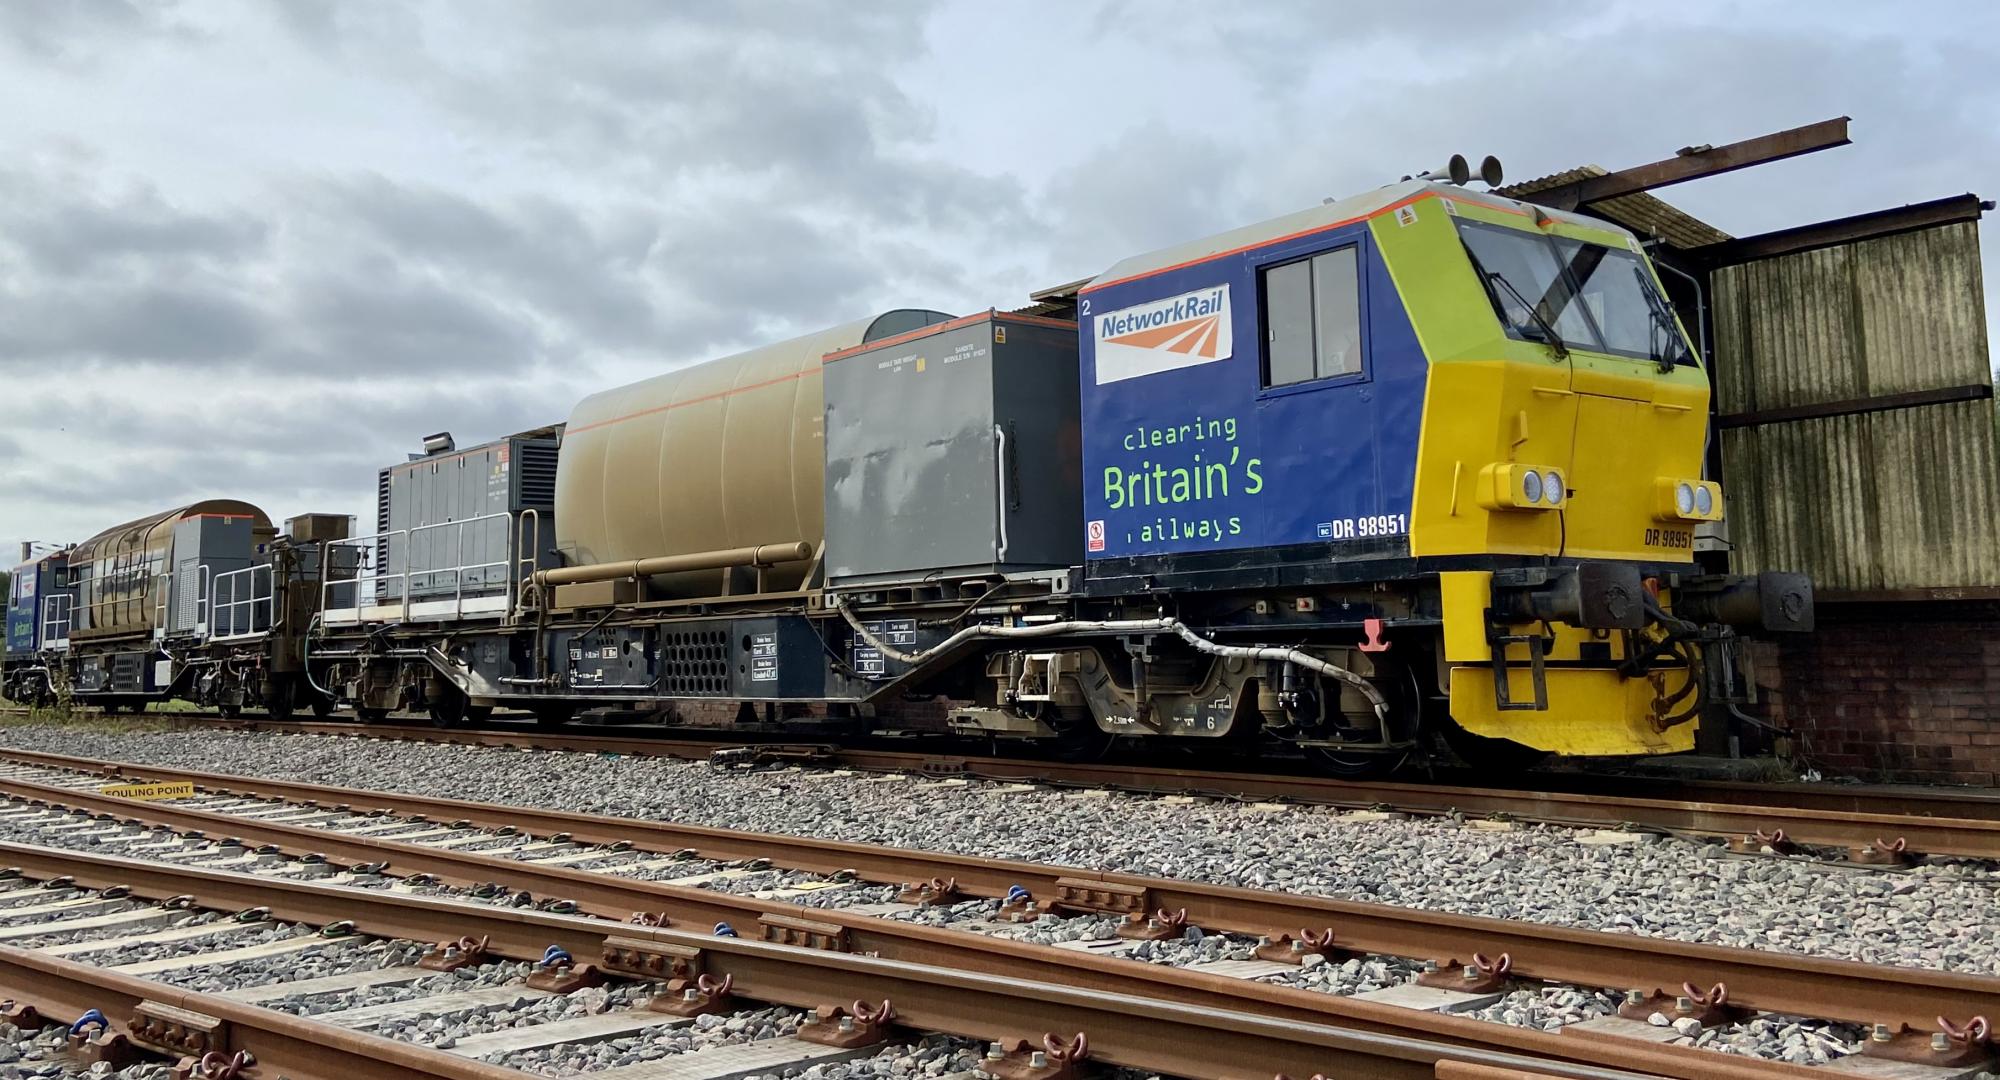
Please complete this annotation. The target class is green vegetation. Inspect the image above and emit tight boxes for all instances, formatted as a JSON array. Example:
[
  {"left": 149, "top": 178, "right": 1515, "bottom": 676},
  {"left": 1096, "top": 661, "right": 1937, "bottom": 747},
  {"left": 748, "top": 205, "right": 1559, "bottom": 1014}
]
[{"left": 0, "top": 692, "right": 179, "bottom": 733}]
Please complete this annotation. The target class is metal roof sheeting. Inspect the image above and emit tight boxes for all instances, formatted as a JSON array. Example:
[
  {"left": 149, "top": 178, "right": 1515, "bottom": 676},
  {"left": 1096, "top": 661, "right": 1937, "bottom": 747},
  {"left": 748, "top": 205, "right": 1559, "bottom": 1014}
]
[
  {"left": 1501, "top": 165, "right": 1732, "bottom": 251},
  {"left": 1713, "top": 220, "right": 2000, "bottom": 590}
]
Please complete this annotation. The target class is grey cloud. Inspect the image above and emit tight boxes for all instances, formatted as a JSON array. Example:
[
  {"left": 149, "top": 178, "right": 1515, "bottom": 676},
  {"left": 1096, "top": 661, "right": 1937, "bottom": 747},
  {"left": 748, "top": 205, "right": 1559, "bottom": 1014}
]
[
  {"left": 0, "top": 278, "right": 271, "bottom": 366},
  {"left": 0, "top": 1, "right": 193, "bottom": 63},
  {"left": 316, "top": 177, "right": 665, "bottom": 352},
  {"left": 0, "top": 184, "right": 267, "bottom": 276},
  {"left": 0, "top": 383, "right": 563, "bottom": 535},
  {"left": 273, "top": 3, "right": 1035, "bottom": 237},
  {"left": 288, "top": 267, "right": 541, "bottom": 376},
  {"left": 1039, "top": 124, "right": 1259, "bottom": 279}
]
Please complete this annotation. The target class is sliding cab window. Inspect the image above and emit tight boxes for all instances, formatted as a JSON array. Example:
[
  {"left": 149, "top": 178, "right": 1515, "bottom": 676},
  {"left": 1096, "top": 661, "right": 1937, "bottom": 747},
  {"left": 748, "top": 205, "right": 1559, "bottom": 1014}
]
[{"left": 1263, "top": 245, "right": 1362, "bottom": 388}]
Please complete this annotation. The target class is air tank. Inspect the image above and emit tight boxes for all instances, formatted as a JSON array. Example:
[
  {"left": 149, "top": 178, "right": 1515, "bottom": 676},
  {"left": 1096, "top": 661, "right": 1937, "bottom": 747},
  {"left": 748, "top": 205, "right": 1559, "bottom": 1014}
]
[{"left": 555, "top": 310, "right": 953, "bottom": 596}]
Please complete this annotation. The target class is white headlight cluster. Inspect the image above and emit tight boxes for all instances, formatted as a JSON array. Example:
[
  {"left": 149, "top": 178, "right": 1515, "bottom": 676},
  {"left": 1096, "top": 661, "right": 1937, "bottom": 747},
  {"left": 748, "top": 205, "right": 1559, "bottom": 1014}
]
[
  {"left": 1481, "top": 463, "right": 1567, "bottom": 511},
  {"left": 1656, "top": 478, "right": 1723, "bottom": 522},
  {"left": 1523, "top": 468, "right": 1563, "bottom": 506}
]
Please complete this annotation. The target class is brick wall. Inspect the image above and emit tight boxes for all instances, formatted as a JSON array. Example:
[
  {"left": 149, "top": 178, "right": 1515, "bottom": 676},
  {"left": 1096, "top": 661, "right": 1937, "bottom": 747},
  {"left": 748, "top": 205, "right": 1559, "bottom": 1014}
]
[{"left": 1749, "top": 600, "right": 2000, "bottom": 785}]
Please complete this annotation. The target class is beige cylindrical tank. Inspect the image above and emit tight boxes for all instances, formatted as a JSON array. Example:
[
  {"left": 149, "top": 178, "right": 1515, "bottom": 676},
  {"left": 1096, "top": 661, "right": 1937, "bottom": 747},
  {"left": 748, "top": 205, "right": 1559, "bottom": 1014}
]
[
  {"left": 555, "top": 311, "right": 952, "bottom": 596},
  {"left": 69, "top": 499, "right": 272, "bottom": 641}
]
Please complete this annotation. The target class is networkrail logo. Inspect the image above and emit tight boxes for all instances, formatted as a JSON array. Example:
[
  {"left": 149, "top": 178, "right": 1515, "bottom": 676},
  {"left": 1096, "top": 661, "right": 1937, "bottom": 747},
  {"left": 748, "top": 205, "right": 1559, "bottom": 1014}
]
[{"left": 1093, "top": 284, "right": 1233, "bottom": 385}]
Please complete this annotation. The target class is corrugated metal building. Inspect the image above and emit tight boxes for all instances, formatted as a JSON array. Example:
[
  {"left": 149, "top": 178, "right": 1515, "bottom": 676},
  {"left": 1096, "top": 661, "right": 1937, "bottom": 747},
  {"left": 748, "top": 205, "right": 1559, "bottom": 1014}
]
[{"left": 1708, "top": 211, "right": 1999, "bottom": 594}]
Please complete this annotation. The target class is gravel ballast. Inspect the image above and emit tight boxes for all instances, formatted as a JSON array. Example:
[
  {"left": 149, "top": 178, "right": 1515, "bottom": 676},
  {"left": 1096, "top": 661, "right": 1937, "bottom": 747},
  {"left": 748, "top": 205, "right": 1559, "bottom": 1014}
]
[{"left": 1, "top": 723, "right": 1995, "bottom": 985}]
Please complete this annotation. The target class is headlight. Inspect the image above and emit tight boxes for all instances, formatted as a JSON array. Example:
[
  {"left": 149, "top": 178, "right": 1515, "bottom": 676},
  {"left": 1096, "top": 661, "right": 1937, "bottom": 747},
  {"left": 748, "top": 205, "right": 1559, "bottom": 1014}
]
[
  {"left": 1656, "top": 478, "right": 1723, "bottom": 522},
  {"left": 1479, "top": 463, "right": 1566, "bottom": 512}
]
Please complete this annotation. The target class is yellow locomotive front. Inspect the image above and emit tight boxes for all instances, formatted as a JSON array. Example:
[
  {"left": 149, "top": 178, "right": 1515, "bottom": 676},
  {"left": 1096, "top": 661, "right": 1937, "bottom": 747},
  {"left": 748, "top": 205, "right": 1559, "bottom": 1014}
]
[{"left": 1384, "top": 188, "right": 1811, "bottom": 755}]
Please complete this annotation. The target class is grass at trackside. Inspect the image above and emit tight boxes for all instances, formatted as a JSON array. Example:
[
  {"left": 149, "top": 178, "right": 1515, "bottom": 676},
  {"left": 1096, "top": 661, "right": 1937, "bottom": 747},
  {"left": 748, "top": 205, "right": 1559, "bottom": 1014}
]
[{"left": 0, "top": 696, "right": 181, "bottom": 734}]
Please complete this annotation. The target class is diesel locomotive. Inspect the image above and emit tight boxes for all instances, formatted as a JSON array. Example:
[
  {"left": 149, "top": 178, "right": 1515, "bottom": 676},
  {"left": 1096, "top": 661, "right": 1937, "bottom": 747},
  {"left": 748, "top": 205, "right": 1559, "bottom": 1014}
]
[{"left": 2, "top": 174, "right": 1812, "bottom": 771}]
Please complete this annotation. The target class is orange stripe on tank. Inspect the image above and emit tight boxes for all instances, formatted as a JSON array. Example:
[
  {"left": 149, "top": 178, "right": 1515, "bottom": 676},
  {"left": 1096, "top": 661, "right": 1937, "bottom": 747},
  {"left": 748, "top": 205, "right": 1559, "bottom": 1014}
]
[{"left": 563, "top": 368, "right": 822, "bottom": 437}]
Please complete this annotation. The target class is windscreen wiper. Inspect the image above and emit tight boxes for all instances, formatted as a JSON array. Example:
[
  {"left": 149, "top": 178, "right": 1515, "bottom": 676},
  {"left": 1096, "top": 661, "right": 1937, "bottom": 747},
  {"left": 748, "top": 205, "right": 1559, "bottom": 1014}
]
[
  {"left": 1632, "top": 266, "right": 1690, "bottom": 373},
  {"left": 1462, "top": 244, "right": 1568, "bottom": 360},
  {"left": 1487, "top": 270, "right": 1570, "bottom": 361}
]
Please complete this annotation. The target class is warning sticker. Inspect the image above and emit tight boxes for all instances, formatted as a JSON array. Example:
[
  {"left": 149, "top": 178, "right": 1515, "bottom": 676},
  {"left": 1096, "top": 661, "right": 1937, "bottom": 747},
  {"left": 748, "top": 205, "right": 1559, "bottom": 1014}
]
[
  {"left": 101, "top": 780, "right": 196, "bottom": 801},
  {"left": 1086, "top": 520, "right": 1106, "bottom": 553}
]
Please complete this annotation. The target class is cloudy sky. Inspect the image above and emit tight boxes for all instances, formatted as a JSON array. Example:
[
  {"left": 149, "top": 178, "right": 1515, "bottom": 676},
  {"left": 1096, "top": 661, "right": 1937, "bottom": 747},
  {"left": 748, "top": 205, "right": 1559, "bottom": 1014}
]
[{"left": 2, "top": 1, "right": 1996, "bottom": 561}]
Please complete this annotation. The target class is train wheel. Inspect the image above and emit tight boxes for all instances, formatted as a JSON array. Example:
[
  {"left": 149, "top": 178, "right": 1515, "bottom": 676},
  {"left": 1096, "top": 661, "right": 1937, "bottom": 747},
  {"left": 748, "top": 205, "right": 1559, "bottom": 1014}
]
[
  {"left": 1046, "top": 713, "right": 1116, "bottom": 763},
  {"left": 265, "top": 677, "right": 296, "bottom": 722},
  {"left": 426, "top": 687, "right": 478, "bottom": 729},
  {"left": 218, "top": 700, "right": 242, "bottom": 719},
  {"left": 309, "top": 693, "right": 335, "bottom": 718},
  {"left": 356, "top": 707, "right": 390, "bottom": 724},
  {"left": 1307, "top": 747, "right": 1409, "bottom": 779}
]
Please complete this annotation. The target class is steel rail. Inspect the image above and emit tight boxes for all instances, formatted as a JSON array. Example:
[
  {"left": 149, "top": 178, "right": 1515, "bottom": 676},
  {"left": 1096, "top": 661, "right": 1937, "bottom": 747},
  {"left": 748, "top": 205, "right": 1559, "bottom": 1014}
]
[
  {"left": 0, "top": 769, "right": 1993, "bottom": 1040},
  {"left": 0, "top": 944, "right": 522, "bottom": 1080},
  {"left": 145, "top": 714, "right": 2000, "bottom": 845},
  {"left": 0, "top": 841, "right": 1812, "bottom": 1080},
  {"left": 15, "top": 707, "right": 2000, "bottom": 823}
]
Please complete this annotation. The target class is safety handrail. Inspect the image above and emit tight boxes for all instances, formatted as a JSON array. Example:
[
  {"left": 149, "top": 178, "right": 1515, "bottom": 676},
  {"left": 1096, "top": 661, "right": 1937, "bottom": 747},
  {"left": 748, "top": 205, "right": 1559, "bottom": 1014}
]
[
  {"left": 319, "top": 511, "right": 517, "bottom": 624},
  {"left": 210, "top": 564, "right": 273, "bottom": 642},
  {"left": 514, "top": 508, "right": 541, "bottom": 620}
]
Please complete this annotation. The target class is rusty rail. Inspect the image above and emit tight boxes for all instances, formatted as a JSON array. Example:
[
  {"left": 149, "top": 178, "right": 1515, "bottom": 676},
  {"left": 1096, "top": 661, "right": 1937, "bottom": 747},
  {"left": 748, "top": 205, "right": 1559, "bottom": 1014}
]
[
  {"left": 0, "top": 841, "right": 1814, "bottom": 1080},
  {"left": 0, "top": 768, "right": 1993, "bottom": 1042},
  {"left": 0, "top": 942, "right": 522, "bottom": 1080},
  {"left": 122, "top": 716, "right": 2000, "bottom": 855}
]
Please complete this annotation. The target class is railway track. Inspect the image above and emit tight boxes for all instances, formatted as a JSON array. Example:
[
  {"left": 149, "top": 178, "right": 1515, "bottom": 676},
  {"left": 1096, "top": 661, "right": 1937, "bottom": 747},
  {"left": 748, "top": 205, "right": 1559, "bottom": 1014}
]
[
  {"left": 2, "top": 827, "right": 1734, "bottom": 1080},
  {"left": 0, "top": 750, "right": 1994, "bottom": 1078},
  {"left": 72, "top": 710, "right": 2000, "bottom": 861}
]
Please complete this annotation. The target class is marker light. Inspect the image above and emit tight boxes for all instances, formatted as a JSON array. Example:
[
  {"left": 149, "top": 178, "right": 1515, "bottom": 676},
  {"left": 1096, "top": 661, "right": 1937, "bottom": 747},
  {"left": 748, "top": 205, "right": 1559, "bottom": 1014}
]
[
  {"left": 1655, "top": 478, "right": 1724, "bottom": 522},
  {"left": 1477, "top": 463, "right": 1565, "bottom": 512}
]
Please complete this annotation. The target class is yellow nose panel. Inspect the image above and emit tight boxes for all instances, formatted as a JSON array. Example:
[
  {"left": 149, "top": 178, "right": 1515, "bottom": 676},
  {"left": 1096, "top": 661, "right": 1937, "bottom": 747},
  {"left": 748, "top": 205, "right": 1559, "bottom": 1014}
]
[{"left": 1411, "top": 361, "right": 1708, "bottom": 562}]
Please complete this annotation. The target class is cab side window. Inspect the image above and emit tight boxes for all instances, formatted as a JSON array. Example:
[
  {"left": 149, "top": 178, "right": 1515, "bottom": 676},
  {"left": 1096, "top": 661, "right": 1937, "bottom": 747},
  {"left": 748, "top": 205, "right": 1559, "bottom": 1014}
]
[{"left": 1262, "top": 245, "right": 1362, "bottom": 388}]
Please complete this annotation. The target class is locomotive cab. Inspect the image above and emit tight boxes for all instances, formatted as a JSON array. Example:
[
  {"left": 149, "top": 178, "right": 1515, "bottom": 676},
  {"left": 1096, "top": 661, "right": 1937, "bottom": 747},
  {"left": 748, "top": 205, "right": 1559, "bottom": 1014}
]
[{"left": 1049, "top": 178, "right": 1810, "bottom": 769}]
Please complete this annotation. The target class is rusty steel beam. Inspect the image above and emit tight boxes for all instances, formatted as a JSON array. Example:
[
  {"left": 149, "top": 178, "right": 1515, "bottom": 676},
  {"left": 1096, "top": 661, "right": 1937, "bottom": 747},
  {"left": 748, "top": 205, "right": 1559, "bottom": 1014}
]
[
  {"left": 1, "top": 772, "right": 1995, "bottom": 1041},
  {"left": 1693, "top": 192, "right": 1990, "bottom": 266},
  {"left": 0, "top": 842, "right": 1807, "bottom": 1080},
  {"left": 1716, "top": 383, "right": 1995, "bottom": 430},
  {"left": 0, "top": 944, "right": 521, "bottom": 1080},
  {"left": 1520, "top": 117, "right": 1851, "bottom": 210}
]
